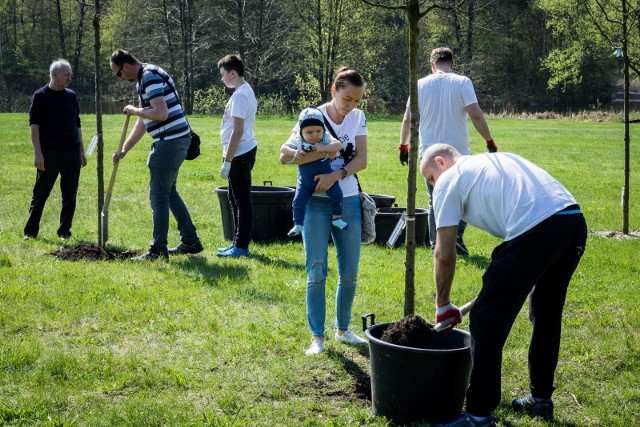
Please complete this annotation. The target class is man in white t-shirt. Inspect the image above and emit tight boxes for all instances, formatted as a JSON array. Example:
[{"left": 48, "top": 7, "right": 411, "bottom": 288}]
[
  {"left": 217, "top": 54, "right": 258, "bottom": 258},
  {"left": 421, "top": 144, "right": 587, "bottom": 427},
  {"left": 399, "top": 47, "right": 497, "bottom": 256}
]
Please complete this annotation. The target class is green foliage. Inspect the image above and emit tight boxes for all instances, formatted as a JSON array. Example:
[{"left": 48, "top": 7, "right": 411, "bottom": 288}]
[
  {"left": 193, "top": 85, "right": 228, "bottom": 115},
  {"left": 257, "top": 93, "right": 290, "bottom": 115},
  {"left": 293, "top": 72, "right": 323, "bottom": 112},
  {"left": 543, "top": 46, "right": 585, "bottom": 92}
]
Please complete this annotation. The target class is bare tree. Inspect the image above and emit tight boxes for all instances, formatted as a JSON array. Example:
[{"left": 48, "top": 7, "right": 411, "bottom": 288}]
[
  {"left": 362, "top": 0, "right": 462, "bottom": 316},
  {"left": 583, "top": 0, "right": 640, "bottom": 234},
  {"left": 93, "top": 0, "right": 105, "bottom": 246}
]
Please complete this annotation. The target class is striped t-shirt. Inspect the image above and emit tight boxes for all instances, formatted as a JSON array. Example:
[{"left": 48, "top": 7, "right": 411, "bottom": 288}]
[{"left": 137, "top": 64, "right": 190, "bottom": 142}]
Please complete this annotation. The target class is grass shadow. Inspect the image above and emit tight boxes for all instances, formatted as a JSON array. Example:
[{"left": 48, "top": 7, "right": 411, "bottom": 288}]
[
  {"left": 172, "top": 255, "right": 250, "bottom": 286},
  {"left": 249, "top": 251, "right": 305, "bottom": 270},
  {"left": 458, "top": 253, "right": 491, "bottom": 270},
  {"left": 326, "top": 347, "right": 372, "bottom": 403}
]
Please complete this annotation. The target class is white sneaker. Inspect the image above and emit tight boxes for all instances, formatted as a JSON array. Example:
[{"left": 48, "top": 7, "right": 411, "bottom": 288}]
[
  {"left": 305, "top": 337, "right": 325, "bottom": 356},
  {"left": 335, "top": 330, "right": 366, "bottom": 346}
]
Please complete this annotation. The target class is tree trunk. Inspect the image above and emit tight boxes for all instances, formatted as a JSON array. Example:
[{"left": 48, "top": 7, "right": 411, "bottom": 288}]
[
  {"left": 404, "top": 0, "right": 421, "bottom": 316},
  {"left": 161, "top": 0, "right": 176, "bottom": 71},
  {"left": 93, "top": 0, "right": 105, "bottom": 246},
  {"left": 466, "top": 0, "right": 474, "bottom": 63},
  {"left": 179, "top": 0, "right": 193, "bottom": 113},
  {"left": 253, "top": 0, "right": 265, "bottom": 96},
  {"left": 622, "top": 0, "right": 630, "bottom": 234},
  {"left": 315, "top": 0, "right": 325, "bottom": 102},
  {"left": 55, "top": 0, "right": 66, "bottom": 57},
  {"left": 237, "top": 0, "right": 246, "bottom": 59},
  {"left": 73, "top": 1, "right": 86, "bottom": 74}
]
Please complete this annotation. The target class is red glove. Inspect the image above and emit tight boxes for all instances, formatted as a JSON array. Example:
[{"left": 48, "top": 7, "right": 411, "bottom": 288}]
[
  {"left": 399, "top": 144, "right": 409, "bottom": 165},
  {"left": 436, "top": 302, "right": 462, "bottom": 329},
  {"left": 486, "top": 139, "right": 498, "bottom": 153}
]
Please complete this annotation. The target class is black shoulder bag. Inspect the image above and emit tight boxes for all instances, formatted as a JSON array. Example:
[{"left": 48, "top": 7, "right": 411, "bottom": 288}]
[
  {"left": 322, "top": 113, "right": 376, "bottom": 244},
  {"left": 145, "top": 68, "right": 201, "bottom": 160}
]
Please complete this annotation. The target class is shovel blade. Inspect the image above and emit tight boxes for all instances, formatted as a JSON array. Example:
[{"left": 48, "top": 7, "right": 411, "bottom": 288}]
[{"left": 100, "top": 211, "right": 108, "bottom": 246}]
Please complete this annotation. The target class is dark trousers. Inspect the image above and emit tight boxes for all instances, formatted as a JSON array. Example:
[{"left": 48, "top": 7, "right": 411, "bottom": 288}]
[
  {"left": 292, "top": 160, "right": 342, "bottom": 225},
  {"left": 228, "top": 146, "right": 256, "bottom": 250},
  {"left": 465, "top": 211, "right": 587, "bottom": 416},
  {"left": 24, "top": 148, "right": 81, "bottom": 237}
]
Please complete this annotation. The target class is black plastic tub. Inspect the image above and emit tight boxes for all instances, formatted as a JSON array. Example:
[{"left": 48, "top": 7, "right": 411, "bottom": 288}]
[
  {"left": 374, "top": 207, "right": 428, "bottom": 246},
  {"left": 368, "top": 194, "right": 396, "bottom": 208},
  {"left": 215, "top": 184, "right": 295, "bottom": 242},
  {"left": 365, "top": 321, "right": 472, "bottom": 424}
]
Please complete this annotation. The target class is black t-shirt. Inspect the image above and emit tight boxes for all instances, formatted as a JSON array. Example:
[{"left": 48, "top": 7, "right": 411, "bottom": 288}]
[{"left": 29, "top": 85, "right": 81, "bottom": 150}]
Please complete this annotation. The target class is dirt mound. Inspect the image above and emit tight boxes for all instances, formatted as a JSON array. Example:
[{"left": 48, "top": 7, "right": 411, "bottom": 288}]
[
  {"left": 381, "top": 315, "right": 436, "bottom": 349},
  {"left": 51, "top": 243, "right": 138, "bottom": 261}
]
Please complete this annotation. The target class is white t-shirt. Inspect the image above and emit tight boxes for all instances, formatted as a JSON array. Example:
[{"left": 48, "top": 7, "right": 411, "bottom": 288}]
[
  {"left": 287, "top": 104, "right": 367, "bottom": 198},
  {"left": 220, "top": 83, "right": 258, "bottom": 157},
  {"left": 433, "top": 153, "right": 578, "bottom": 241},
  {"left": 411, "top": 72, "right": 477, "bottom": 157}
]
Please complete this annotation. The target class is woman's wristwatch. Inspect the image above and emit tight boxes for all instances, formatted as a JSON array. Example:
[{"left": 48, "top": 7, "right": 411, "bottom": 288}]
[{"left": 339, "top": 167, "right": 348, "bottom": 179}]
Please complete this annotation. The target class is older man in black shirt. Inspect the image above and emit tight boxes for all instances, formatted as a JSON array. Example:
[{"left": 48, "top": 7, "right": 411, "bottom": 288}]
[{"left": 24, "top": 59, "right": 86, "bottom": 240}]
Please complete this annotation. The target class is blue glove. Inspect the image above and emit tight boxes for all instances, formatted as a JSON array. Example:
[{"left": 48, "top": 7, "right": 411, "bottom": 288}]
[
  {"left": 436, "top": 302, "right": 462, "bottom": 330},
  {"left": 219, "top": 160, "right": 232, "bottom": 179}
]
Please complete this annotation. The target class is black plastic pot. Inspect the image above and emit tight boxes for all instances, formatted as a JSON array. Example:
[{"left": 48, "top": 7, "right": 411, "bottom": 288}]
[
  {"left": 215, "top": 182, "right": 295, "bottom": 242},
  {"left": 363, "top": 315, "right": 472, "bottom": 424},
  {"left": 374, "top": 207, "right": 428, "bottom": 247},
  {"left": 368, "top": 194, "right": 396, "bottom": 208}
]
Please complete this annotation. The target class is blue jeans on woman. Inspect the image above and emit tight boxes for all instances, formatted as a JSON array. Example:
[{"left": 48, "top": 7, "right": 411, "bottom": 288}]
[
  {"left": 147, "top": 136, "right": 199, "bottom": 249},
  {"left": 303, "top": 195, "right": 361, "bottom": 337}
]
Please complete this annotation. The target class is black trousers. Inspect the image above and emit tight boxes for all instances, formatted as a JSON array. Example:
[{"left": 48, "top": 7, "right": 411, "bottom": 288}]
[
  {"left": 227, "top": 146, "right": 256, "bottom": 249},
  {"left": 24, "top": 148, "right": 81, "bottom": 237},
  {"left": 465, "top": 210, "right": 587, "bottom": 416}
]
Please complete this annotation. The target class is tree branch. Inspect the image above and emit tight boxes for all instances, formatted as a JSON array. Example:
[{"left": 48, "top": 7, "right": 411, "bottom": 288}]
[{"left": 360, "top": 0, "right": 406, "bottom": 11}]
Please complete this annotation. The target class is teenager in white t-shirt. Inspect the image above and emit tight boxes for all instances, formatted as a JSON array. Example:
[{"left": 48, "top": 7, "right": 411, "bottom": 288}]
[
  {"left": 421, "top": 144, "right": 587, "bottom": 427},
  {"left": 399, "top": 47, "right": 497, "bottom": 256},
  {"left": 280, "top": 68, "right": 368, "bottom": 356},
  {"left": 216, "top": 54, "right": 258, "bottom": 258}
]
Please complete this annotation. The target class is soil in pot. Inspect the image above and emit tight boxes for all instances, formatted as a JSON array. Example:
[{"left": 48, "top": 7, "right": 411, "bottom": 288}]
[{"left": 380, "top": 314, "right": 437, "bottom": 349}]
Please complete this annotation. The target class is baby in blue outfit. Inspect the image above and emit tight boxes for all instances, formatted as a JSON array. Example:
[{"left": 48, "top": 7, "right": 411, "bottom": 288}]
[{"left": 286, "top": 106, "right": 348, "bottom": 237}]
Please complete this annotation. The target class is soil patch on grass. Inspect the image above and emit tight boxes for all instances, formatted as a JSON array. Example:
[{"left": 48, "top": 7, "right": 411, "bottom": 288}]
[
  {"left": 381, "top": 315, "right": 436, "bottom": 349},
  {"left": 592, "top": 230, "right": 640, "bottom": 238},
  {"left": 51, "top": 243, "right": 138, "bottom": 261}
]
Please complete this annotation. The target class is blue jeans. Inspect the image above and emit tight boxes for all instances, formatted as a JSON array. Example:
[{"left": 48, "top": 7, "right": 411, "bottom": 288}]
[
  {"left": 303, "top": 195, "right": 361, "bottom": 337},
  {"left": 426, "top": 179, "right": 466, "bottom": 249},
  {"left": 147, "top": 136, "right": 198, "bottom": 249}
]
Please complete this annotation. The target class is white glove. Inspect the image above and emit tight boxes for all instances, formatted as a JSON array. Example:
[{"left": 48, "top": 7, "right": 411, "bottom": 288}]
[
  {"left": 219, "top": 160, "right": 232, "bottom": 179},
  {"left": 301, "top": 142, "right": 317, "bottom": 152}
]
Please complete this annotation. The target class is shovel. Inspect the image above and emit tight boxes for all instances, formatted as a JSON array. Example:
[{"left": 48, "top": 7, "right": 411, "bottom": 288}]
[
  {"left": 433, "top": 298, "right": 476, "bottom": 332},
  {"left": 100, "top": 114, "right": 130, "bottom": 247}
]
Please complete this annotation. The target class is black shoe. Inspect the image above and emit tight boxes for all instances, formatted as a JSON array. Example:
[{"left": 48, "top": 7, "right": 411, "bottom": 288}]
[
  {"left": 23, "top": 234, "right": 36, "bottom": 241},
  {"left": 456, "top": 236, "right": 469, "bottom": 256},
  {"left": 58, "top": 233, "right": 71, "bottom": 241},
  {"left": 512, "top": 393, "right": 554, "bottom": 421},
  {"left": 168, "top": 241, "right": 204, "bottom": 255},
  {"left": 133, "top": 247, "right": 169, "bottom": 261}
]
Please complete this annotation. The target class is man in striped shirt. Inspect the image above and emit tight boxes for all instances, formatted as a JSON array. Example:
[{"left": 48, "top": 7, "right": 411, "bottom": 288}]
[{"left": 110, "top": 49, "right": 202, "bottom": 261}]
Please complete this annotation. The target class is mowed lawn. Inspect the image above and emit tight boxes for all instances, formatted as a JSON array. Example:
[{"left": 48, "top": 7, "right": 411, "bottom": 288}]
[{"left": 1, "top": 113, "right": 639, "bottom": 426}]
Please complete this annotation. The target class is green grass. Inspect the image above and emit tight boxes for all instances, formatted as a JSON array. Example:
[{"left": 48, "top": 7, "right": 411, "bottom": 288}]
[{"left": 1, "top": 113, "right": 639, "bottom": 426}]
